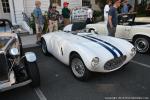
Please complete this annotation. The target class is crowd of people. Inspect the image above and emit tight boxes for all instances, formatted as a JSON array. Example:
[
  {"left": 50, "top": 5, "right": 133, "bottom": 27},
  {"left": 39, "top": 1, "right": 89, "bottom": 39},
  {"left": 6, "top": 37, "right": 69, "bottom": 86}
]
[
  {"left": 33, "top": 0, "right": 72, "bottom": 44},
  {"left": 32, "top": 0, "right": 148, "bottom": 44},
  {"left": 33, "top": 0, "right": 94, "bottom": 44}
]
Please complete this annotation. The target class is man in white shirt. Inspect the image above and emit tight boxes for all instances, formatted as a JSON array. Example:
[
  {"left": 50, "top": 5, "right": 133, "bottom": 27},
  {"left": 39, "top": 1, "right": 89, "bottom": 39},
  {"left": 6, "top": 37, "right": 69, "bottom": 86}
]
[
  {"left": 86, "top": 5, "right": 93, "bottom": 24},
  {"left": 104, "top": 0, "right": 112, "bottom": 34}
]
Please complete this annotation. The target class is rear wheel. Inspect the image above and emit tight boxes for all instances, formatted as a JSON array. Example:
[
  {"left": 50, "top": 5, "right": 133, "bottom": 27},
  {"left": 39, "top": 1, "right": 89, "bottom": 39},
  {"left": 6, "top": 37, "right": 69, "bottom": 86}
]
[
  {"left": 70, "top": 54, "right": 91, "bottom": 81},
  {"left": 133, "top": 36, "right": 150, "bottom": 53},
  {"left": 26, "top": 61, "right": 40, "bottom": 87}
]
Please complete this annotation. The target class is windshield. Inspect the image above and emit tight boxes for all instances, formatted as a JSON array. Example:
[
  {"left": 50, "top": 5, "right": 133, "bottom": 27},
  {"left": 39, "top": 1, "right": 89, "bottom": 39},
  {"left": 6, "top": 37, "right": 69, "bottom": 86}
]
[
  {"left": 0, "top": 37, "right": 11, "bottom": 49},
  {"left": 0, "top": 20, "right": 11, "bottom": 32}
]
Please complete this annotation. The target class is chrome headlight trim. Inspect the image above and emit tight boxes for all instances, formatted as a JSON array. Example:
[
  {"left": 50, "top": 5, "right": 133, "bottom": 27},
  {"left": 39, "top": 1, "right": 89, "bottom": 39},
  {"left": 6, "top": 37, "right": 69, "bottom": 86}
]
[
  {"left": 130, "top": 47, "right": 136, "bottom": 56},
  {"left": 91, "top": 57, "right": 99, "bottom": 67}
]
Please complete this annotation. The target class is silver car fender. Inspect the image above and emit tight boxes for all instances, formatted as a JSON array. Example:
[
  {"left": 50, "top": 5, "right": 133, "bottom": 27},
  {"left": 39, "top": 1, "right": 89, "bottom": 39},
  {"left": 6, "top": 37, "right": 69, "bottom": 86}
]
[{"left": 25, "top": 52, "right": 37, "bottom": 62}]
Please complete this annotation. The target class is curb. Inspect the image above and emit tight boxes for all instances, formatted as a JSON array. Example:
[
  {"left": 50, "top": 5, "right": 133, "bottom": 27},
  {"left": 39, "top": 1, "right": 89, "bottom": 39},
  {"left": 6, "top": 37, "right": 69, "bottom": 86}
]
[{"left": 23, "top": 44, "right": 40, "bottom": 49}]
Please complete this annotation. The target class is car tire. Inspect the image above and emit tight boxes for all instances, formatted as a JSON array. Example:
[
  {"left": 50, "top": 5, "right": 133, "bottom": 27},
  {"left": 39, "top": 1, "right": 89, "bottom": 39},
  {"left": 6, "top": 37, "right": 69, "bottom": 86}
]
[
  {"left": 133, "top": 36, "right": 150, "bottom": 53},
  {"left": 25, "top": 61, "right": 40, "bottom": 87},
  {"left": 41, "top": 39, "right": 49, "bottom": 55},
  {"left": 70, "top": 54, "right": 91, "bottom": 81}
]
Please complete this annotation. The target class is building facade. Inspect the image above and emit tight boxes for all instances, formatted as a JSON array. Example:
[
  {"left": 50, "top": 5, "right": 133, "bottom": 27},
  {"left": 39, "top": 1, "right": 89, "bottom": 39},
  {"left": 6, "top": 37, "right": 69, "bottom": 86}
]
[
  {"left": 0, "top": 0, "right": 101, "bottom": 25},
  {"left": 0, "top": 0, "right": 50, "bottom": 25},
  {"left": 0, "top": 0, "right": 148, "bottom": 25}
]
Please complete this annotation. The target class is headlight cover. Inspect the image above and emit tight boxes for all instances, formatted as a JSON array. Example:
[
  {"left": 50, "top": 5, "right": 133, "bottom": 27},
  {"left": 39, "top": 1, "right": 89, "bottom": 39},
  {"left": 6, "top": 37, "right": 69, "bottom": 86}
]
[
  {"left": 130, "top": 47, "right": 136, "bottom": 56},
  {"left": 91, "top": 57, "right": 99, "bottom": 67}
]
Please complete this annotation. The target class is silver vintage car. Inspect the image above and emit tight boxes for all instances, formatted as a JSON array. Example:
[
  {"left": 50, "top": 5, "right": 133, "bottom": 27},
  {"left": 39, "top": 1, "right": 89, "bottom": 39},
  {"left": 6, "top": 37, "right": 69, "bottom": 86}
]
[{"left": 0, "top": 19, "right": 40, "bottom": 92}]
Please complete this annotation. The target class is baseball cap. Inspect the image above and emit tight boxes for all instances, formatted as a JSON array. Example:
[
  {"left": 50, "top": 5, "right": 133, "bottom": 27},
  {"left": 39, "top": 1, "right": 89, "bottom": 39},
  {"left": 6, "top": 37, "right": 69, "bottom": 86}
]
[{"left": 63, "top": 2, "right": 69, "bottom": 6}]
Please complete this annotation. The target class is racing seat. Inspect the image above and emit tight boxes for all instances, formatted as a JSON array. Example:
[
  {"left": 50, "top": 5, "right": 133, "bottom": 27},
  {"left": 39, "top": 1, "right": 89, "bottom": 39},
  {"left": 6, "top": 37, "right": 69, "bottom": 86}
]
[{"left": 71, "top": 22, "right": 86, "bottom": 31}]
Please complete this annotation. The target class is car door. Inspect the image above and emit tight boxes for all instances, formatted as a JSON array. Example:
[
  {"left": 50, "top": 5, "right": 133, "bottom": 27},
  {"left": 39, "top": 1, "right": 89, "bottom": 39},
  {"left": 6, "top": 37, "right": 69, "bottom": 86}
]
[
  {"left": 50, "top": 35, "right": 64, "bottom": 59},
  {"left": 115, "top": 24, "right": 132, "bottom": 40}
]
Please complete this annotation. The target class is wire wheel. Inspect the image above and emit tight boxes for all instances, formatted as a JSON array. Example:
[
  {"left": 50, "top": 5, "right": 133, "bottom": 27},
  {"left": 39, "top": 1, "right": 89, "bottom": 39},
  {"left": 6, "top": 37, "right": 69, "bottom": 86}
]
[{"left": 134, "top": 37, "right": 150, "bottom": 53}]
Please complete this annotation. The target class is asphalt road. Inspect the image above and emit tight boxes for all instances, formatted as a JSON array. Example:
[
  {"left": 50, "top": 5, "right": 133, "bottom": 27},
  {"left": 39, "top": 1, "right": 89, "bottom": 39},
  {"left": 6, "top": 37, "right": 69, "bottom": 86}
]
[{"left": 0, "top": 47, "right": 150, "bottom": 100}]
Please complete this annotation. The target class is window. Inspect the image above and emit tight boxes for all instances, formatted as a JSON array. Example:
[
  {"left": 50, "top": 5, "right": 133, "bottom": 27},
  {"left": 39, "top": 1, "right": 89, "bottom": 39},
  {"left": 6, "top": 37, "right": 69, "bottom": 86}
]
[
  {"left": 82, "top": 0, "right": 90, "bottom": 7},
  {"left": 2, "top": 0, "right": 10, "bottom": 13},
  {"left": 50, "top": 0, "right": 61, "bottom": 6}
]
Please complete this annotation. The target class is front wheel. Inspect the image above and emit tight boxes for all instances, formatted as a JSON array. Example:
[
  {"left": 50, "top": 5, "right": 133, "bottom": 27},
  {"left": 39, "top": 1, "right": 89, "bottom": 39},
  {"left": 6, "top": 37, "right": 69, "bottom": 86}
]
[
  {"left": 70, "top": 54, "right": 91, "bottom": 81},
  {"left": 41, "top": 39, "right": 49, "bottom": 55},
  {"left": 26, "top": 61, "right": 40, "bottom": 87},
  {"left": 134, "top": 37, "right": 150, "bottom": 53}
]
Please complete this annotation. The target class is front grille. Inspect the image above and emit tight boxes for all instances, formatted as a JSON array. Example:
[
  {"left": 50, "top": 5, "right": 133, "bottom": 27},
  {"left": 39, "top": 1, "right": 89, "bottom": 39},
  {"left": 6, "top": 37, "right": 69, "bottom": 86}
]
[
  {"left": 0, "top": 53, "right": 9, "bottom": 81},
  {"left": 104, "top": 56, "right": 126, "bottom": 70}
]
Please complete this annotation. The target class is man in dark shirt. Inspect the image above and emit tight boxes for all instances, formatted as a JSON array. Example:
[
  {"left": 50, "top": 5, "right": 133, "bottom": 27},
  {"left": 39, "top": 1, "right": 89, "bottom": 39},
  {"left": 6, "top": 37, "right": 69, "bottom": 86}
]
[
  {"left": 107, "top": 0, "right": 121, "bottom": 37},
  {"left": 62, "top": 2, "right": 71, "bottom": 26}
]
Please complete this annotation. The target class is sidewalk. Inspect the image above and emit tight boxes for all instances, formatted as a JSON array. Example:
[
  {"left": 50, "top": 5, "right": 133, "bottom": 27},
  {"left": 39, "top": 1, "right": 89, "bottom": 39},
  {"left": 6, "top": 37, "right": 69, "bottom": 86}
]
[{"left": 21, "top": 34, "right": 39, "bottom": 48}]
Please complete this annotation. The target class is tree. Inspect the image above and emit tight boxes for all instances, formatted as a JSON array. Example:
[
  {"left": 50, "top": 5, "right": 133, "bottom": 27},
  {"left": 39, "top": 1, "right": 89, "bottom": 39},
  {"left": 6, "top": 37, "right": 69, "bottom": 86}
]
[
  {"left": 95, "top": 0, "right": 106, "bottom": 9},
  {"left": 134, "top": 0, "right": 138, "bottom": 11}
]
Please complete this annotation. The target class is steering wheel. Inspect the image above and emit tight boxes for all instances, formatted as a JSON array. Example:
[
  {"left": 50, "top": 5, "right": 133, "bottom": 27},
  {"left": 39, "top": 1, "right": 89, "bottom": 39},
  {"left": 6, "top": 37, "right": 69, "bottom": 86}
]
[
  {"left": 0, "top": 20, "right": 6, "bottom": 27},
  {"left": 88, "top": 28, "right": 98, "bottom": 34}
]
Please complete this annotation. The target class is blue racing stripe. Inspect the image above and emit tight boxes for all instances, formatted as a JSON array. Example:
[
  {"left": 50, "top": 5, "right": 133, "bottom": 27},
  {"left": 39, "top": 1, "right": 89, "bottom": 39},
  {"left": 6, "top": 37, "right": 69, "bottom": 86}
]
[
  {"left": 81, "top": 36, "right": 118, "bottom": 58},
  {"left": 86, "top": 35, "right": 123, "bottom": 56}
]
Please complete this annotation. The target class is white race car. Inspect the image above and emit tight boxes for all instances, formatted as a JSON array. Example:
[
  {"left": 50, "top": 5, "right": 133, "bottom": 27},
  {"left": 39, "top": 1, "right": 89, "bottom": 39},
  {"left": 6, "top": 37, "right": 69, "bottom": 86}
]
[
  {"left": 87, "top": 17, "right": 150, "bottom": 53},
  {"left": 41, "top": 23, "right": 136, "bottom": 81}
]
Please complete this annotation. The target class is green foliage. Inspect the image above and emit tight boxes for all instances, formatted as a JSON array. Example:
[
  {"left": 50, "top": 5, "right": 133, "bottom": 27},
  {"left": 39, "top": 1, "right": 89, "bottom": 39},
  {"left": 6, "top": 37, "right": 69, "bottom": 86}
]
[
  {"left": 93, "top": 10, "right": 102, "bottom": 17},
  {"left": 29, "top": 13, "right": 36, "bottom": 34},
  {"left": 29, "top": 12, "right": 49, "bottom": 34},
  {"left": 95, "top": 0, "right": 106, "bottom": 8}
]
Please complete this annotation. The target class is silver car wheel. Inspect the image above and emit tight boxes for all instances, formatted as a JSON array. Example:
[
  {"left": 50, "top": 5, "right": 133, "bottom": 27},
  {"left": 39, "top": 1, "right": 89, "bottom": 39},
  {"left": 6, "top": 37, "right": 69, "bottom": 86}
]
[
  {"left": 71, "top": 58, "right": 85, "bottom": 77},
  {"left": 135, "top": 38, "right": 149, "bottom": 53}
]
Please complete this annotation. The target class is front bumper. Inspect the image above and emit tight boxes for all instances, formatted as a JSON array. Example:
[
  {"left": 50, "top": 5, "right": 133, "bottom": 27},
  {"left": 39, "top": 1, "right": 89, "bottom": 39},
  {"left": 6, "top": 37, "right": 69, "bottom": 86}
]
[
  {"left": 0, "top": 80, "right": 31, "bottom": 92},
  {"left": 104, "top": 55, "right": 127, "bottom": 70}
]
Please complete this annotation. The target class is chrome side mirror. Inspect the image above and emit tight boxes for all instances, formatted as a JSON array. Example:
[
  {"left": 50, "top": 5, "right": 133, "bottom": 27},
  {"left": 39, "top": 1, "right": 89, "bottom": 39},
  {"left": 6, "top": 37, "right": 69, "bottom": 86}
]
[{"left": 9, "top": 48, "right": 19, "bottom": 56}]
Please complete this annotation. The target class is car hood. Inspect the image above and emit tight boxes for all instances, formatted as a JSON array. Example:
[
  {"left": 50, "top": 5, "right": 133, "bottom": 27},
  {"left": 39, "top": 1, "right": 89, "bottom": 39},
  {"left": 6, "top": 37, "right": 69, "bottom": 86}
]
[
  {"left": 70, "top": 33, "right": 133, "bottom": 58},
  {"left": 43, "top": 32, "right": 134, "bottom": 58}
]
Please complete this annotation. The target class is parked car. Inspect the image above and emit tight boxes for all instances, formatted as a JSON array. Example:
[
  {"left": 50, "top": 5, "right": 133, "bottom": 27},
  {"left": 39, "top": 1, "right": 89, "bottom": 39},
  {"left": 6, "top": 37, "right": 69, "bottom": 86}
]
[
  {"left": 41, "top": 22, "right": 136, "bottom": 81},
  {"left": 86, "top": 17, "right": 150, "bottom": 54},
  {"left": 0, "top": 19, "right": 40, "bottom": 92}
]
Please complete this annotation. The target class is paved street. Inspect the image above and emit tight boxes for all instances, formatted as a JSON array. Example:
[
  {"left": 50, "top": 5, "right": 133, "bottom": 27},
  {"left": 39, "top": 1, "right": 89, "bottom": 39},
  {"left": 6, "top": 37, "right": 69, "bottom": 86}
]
[{"left": 0, "top": 46, "right": 150, "bottom": 100}]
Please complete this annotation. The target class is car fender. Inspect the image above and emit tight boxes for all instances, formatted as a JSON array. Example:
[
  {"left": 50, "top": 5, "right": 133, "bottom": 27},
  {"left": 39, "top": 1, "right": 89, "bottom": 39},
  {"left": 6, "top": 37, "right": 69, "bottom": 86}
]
[
  {"left": 132, "top": 32, "right": 150, "bottom": 41},
  {"left": 68, "top": 44, "right": 102, "bottom": 71},
  {"left": 25, "top": 52, "right": 36, "bottom": 62}
]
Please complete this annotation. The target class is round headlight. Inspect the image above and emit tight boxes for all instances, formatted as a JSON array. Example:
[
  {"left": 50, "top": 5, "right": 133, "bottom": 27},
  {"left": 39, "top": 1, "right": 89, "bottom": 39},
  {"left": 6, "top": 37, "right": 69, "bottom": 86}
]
[
  {"left": 91, "top": 57, "right": 99, "bottom": 67},
  {"left": 9, "top": 48, "right": 19, "bottom": 56}
]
